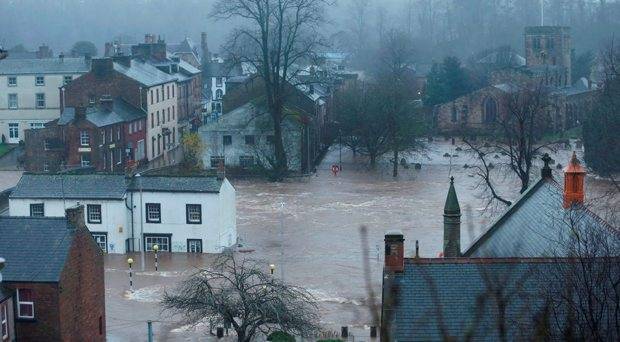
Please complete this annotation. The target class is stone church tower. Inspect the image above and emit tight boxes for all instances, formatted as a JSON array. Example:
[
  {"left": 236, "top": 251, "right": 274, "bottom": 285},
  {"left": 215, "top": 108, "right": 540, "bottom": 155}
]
[{"left": 524, "top": 26, "right": 572, "bottom": 85}]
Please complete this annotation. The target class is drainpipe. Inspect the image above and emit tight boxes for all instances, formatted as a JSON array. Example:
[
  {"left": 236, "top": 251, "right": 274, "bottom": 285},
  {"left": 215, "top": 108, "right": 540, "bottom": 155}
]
[{"left": 124, "top": 190, "right": 135, "bottom": 252}]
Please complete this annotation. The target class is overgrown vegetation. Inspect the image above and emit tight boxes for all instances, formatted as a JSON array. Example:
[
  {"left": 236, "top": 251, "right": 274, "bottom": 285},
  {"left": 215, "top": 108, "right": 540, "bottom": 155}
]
[
  {"left": 583, "top": 42, "right": 620, "bottom": 176},
  {"left": 180, "top": 132, "right": 205, "bottom": 174}
]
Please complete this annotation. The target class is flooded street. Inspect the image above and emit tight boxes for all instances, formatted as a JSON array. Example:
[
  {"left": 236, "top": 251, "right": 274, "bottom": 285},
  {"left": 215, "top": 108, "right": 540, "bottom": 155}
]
[{"left": 101, "top": 140, "right": 615, "bottom": 341}]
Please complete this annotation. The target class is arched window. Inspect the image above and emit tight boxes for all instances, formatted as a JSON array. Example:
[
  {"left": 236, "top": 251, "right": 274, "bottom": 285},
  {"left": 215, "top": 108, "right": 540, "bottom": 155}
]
[
  {"left": 483, "top": 97, "right": 498, "bottom": 124},
  {"left": 215, "top": 89, "right": 224, "bottom": 100}
]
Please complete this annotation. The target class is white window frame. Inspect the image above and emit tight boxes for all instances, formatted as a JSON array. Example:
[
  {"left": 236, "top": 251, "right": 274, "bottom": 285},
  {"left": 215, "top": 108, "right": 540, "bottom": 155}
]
[
  {"left": 35, "top": 93, "right": 45, "bottom": 109},
  {"left": 43, "top": 163, "right": 49, "bottom": 172},
  {"left": 63, "top": 75, "right": 72, "bottom": 84},
  {"left": 145, "top": 235, "right": 170, "bottom": 252},
  {"left": 186, "top": 204, "right": 202, "bottom": 224},
  {"left": 187, "top": 239, "right": 202, "bottom": 253},
  {"left": 87, "top": 204, "right": 102, "bottom": 224},
  {"left": 30, "top": 122, "right": 44, "bottom": 129},
  {"left": 8, "top": 94, "right": 18, "bottom": 109},
  {"left": 8, "top": 123, "right": 19, "bottom": 139},
  {"left": 80, "top": 131, "right": 90, "bottom": 146},
  {"left": 30, "top": 203, "right": 44, "bottom": 217},
  {"left": 146, "top": 203, "right": 161, "bottom": 223},
  {"left": 91, "top": 233, "right": 108, "bottom": 253},
  {"left": 35, "top": 75, "right": 45, "bottom": 86},
  {"left": 7, "top": 76, "right": 16, "bottom": 87},
  {"left": 16, "top": 289, "right": 35, "bottom": 319},
  {"left": 1, "top": 302, "right": 8, "bottom": 340},
  {"left": 80, "top": 154, "right": 91, "bottom": 167}
]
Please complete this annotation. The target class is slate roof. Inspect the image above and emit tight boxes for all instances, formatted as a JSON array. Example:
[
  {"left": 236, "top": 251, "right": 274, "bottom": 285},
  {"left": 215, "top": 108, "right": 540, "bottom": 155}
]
[
  {"left": 128, "top": 176, "right": 223, "bottom": 193},
  {"left": 478, "top": 50, "right": 526, "bottom": 67},
  {"left": 58, "top": 107, "right": 76, "bottom": 125},
  {"left": 178, "top": 59, "right": 201, "bottom": 75},
  {"left": 385, "top": 258, "right": 565, "bottom": 341},
  {"left": 463, "top": 177, "right": 615, "bottom": 258},
  {"left": 0, "top": 216, "right": 76, "bottom": 282},
  {"left": 10, "top": 174, "right": 127, "bottom": 200},
  {"left": 113, "top": 59, "right": 177, "bottom": 86},
  {"left": 0, "top": 57, "right": 90, "bottom": 75},
  {"left": 85, "top": 99, "right": 146, "bottom": 127}
]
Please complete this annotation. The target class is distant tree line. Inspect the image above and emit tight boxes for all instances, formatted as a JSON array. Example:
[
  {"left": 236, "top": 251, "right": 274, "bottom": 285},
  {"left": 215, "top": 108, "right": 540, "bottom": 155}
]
[{"left": 583, "top": 42, "right": 620, "bottom": 177}]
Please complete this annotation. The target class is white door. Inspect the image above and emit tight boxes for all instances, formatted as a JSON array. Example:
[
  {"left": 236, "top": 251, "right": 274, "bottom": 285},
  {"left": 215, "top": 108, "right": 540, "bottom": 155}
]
[{"left": 8, "top": 123, "right": 19, "bottom": 144}]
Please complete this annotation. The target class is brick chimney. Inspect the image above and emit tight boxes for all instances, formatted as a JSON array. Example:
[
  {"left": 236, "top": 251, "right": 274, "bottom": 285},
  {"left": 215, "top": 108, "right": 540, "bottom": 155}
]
[
  {"left": 112, "top": 55, "right": 131, "bottom": 68},
  {"left": 75, "top": 106, "right": 87, "bottom": 120},
  {"left": 65, "top": 205, "right": 86, "bottom": 230},
  {"left": 443, "top": 177, "right": 461, "bottom": 257},
  {"left": 384, "top": 230, "right": 404, "bottom": 273},
  {"left": 563, "top": 151, "right": 586, "bottom": 208},
  {"left": 92, "top": 58, "right": 114, "bottom": 77}
]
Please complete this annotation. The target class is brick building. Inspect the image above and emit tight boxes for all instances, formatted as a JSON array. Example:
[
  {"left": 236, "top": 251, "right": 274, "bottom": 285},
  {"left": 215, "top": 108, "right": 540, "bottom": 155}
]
[
  {"left": 23, "top": 56, "right": 179, "bottom": 172},
  {"left": 129, "top": 35, "right": 203, "bottom": 133},
  {"left": 0, "top": 206, "right": 105, "bottom": 341},
  {"left": 24, "top": 98, "right": 147, "bottom": 172}
]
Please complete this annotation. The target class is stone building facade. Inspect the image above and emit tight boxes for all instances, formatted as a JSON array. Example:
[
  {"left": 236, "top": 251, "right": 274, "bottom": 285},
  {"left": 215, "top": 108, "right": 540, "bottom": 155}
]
[{"left": 436, "top": 26, "right": 596, "bottom": 135}]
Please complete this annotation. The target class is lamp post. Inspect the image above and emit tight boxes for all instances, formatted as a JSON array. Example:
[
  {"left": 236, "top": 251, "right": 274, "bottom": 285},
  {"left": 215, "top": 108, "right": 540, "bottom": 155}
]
[
  {"left": 153, "top": 244, "right": 159, "bottom": 271},
  {"left": 269, "top": 264, "right": 276, "bottom": 275},
  {"left": 135, "top": 173, "right": 145, "bottom": 272},
  {"left": 127, "top": 258, "right": 134, "bottom": 292}
]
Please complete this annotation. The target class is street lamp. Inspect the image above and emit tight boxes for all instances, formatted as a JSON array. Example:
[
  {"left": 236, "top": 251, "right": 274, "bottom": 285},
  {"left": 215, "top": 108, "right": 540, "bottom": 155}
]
[
  {"left": 127, "top": 258, "right": 134, "bottom": 292},
  {"left": 135, "top": 172, "right": 145, "bottom": 272},
  {"left": 269, "top": 264, "right": 276, "bottom": 275},
  {"left": 153, "top": 244, "right": 159, "bottom": 271}
]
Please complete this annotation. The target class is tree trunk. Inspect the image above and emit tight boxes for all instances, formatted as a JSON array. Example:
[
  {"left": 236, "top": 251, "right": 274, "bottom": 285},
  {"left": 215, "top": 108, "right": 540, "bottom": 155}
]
[
  {"left": 272, "top": 106, "right": 288, "bottom": 180},
  {"left": 393, "top": 149, "right": 398, "bottom": 177},
  {"left": 370, "top": 153, "right": 376, "bottom": 167}
]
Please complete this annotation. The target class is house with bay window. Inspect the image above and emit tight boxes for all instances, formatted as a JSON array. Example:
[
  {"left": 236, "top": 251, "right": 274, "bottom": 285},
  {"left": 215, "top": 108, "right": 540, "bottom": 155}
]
[
  {"left": 8, "top": 173, "right": 237, "bottom": 254},
  {"left": 0, "top": 56, "right": 90, "bottom": 143},
  {"left": 0, "top": 206, "right": 106, "bottom": 341}
]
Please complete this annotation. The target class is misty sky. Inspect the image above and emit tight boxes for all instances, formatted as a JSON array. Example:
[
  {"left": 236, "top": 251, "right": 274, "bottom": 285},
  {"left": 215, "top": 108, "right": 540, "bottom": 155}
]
[{"left": 1, "top": 0, "right": 618, "bottom": 61}]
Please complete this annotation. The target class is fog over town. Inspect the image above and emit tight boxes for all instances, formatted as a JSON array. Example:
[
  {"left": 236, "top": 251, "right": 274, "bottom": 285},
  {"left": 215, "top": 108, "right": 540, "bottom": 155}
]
[{"left": 0, "top": 1, "right": 618, "bottom": 341}]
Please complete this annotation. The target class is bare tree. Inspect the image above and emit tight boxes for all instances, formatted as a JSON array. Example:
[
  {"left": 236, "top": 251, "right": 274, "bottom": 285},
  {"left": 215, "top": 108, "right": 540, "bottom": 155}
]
[
  {"left": 538, "top": 204, "right": 620, "bottom": 341},
  {"left": 211, "top": 0, "right": 331, "bottom": 180},
  {"left": 334, "top": 81, "right": 391, "bottom": 166},
  {"left": 463, "top": 83, "right": 554, "bottom": 207},
  {"left": 376, "top": 29, "right": 426, "bottom": 177},
  {"left": 162, "top": 253, "right": 320, "bottom": 342}
]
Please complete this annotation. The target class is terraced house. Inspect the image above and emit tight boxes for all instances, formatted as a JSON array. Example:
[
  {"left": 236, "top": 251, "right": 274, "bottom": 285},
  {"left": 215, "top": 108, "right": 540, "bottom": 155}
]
[
  {"left": 8, "top": 173, "right": 237, "bottom": 254},
  {"left": 24, "top": 56, "right": 180, "bottom": 172},
  {"left": 0, "top": 56, "right": 90, "bottom": 143}
]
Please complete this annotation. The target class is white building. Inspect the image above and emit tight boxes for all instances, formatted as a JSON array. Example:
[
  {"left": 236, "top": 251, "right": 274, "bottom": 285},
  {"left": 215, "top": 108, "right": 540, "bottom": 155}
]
[
  {"left": 0, "top": 57, "right": 90, "bottom": 143},
  {"left": 8, "top": 173, "right": 237, "bottom": 254}
]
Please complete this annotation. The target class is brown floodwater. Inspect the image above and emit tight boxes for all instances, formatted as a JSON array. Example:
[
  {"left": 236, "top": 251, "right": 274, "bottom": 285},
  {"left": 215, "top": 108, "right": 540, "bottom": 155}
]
[{"left": 99, "top": 141, "right": 616, "bottom": 341}]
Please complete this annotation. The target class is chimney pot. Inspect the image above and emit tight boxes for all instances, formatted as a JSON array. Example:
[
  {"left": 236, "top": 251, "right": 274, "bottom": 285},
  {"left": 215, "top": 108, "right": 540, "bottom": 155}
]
[
  {"left": 384, "top": 230, "right": 404, "bottom": 273},
  {"left": 541, "top": 153, "right": 553, "bottom": 178}
]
